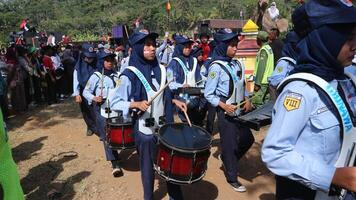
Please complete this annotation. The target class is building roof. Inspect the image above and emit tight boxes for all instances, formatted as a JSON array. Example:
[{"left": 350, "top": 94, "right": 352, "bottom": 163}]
[
  {"left": 243, "top": 20, "right": 259, "bottom": 33},
  {"left": 202, "top": 19, "right": 246, "bottom": 29}
]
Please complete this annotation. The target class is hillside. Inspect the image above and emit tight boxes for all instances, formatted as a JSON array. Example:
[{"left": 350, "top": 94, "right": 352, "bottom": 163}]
[{"left": 0, "top": 0, "right": 299, "bottom": 42}]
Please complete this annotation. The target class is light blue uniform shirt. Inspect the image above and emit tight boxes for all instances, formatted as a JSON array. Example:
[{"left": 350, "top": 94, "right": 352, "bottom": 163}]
[
  {"left": 268, "top": 58, "right": 296, "bottom": 87},
  {"left": 83, "top": 72, "right": 119, "bottom": 105},
  {"left": 109, "top": 73, "right": 160, "bottom": 120},
  {"left": 262, "top": 80, "right": 344, "bottom": 192},
  {"left": 204, "top": 60, "right": 248, "bottom": 107}
]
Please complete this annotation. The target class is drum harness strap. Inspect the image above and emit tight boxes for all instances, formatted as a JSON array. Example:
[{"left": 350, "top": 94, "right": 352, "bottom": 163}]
[
  {"left": 173, "top": 57, "right": 198, "bottom": 86},
  {"left": 126, "top": 66, "right": 165, "bottom": 129},
  {"left": 278, "top": 73, "right": 355, "bottom": 200},
  {"left": 211, "top": 60, "right": 244, "bottom": 103},
  {"left": 277, "top": 57, "right": 297, "bottom": 65},
  {"left": 92, "top": 71, "right": 117, "bottom": 96}
]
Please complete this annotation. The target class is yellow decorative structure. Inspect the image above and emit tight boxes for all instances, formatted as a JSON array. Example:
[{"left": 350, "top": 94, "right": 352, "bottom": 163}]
[{"left": 236, "top": 19, "right": 260, "bottom": 93}]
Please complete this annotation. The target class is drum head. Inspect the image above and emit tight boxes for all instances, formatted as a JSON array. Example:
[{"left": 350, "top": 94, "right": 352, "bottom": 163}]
[
  {"left": 108, "top": 117, "right": 132, "bottom": 126},
  {"left": 158, "top": 123, "right": 211, "bottom": 151}
]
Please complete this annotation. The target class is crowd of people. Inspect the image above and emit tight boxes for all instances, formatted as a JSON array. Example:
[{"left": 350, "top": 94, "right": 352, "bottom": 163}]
[
  {"left": 2, "top": 0, "right": 356, "bottom": 200},
  {"left": 0, "top": 44, "right": 78, "bottom": 118}
]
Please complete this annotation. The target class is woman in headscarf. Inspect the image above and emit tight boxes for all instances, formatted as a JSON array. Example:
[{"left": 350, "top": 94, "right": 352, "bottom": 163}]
[
  {"left": 72, "top": 44, "right": 98, "bottom": 136},
  {"left": 110, "top": 30, "right": 186, "bottom": 200},
  {"left": 204, "top": 28, "right": 254, "bottom": 192},
  {"left": 167, "top": 35, "right": 204, "bottom": 125},
  {"left": 83, "top": 50, "right": 122, "bottom": 177},
  {"left": 262, "top": 1, "right": 356, "bottom": 199}
]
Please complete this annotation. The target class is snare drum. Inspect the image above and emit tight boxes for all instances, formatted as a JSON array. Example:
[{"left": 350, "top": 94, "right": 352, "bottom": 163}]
[
  {"left": 155, "top": 123, "right": 211, "bottom": 184},
  {"left": 106, "top": 117, "right": 135, "bottom": 150}
]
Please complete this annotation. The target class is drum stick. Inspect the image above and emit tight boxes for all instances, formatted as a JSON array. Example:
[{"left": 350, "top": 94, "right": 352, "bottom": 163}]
[
  {"left": 183, "top": 110, "right": 192, "bottom": 127},
  {"left": 147, "top": 79, "right": 173, "bottom": 105},
  {"left": 195, "top": 79, "right": 204, "bottom": 86},
  {"left": 124, "top": 25, "right": 129, "bottom": 39},
  {"left": 224, "top": 95, "right": 257, "bottom": 114},
  {"left": 235, "top": 95, "right": 257, "bottom": 108}
]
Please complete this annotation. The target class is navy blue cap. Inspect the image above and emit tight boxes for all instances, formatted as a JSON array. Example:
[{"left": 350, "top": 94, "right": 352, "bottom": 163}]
[
  {"left": 213, "top": 28, "right": 238, "bottom": 43},
  {"left": 174, "top": 35, "right": 194, "bottom": 45},
  {"left": 99, "top": 49, "right": 116, "bottom": 59},
  {"left": 293, "top": 0, "right": 356, "bottom": 38},
  {"left": 82, "top": 43, "right": 96, "bottom": 58},
  {"left": 129, "top": 29, "right": 159, "bottom": 45}
]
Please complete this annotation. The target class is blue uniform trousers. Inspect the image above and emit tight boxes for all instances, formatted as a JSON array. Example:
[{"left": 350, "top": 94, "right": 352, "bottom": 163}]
[
  {"left": 134, "top": 124, "right": 183, "bottom": 200},
  {"left": 94, "top": 103, "right": 119, "bottom": 161},
  {"left": 216, "top": 107, "right": 255, "bottom": 183},
  {"left": 79, "top": 87, "right": 97, "bottom": 134},
  {"left": 206, "top": 103, "right": 216, "bottom": 134},
  {"left": 276, "top": 176, "right": 356, "bottom": 200}
]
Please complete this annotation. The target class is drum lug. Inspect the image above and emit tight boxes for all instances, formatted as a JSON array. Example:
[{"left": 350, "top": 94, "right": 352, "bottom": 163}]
[
  {"left": 159, "top": 116, "right": 165, "bottom": 125},
  {"left": 105, "top": 107, "right": 112, "bottom": 114},
  {"left": 145, "top": 118, "right": 155, "bottom": 127}
]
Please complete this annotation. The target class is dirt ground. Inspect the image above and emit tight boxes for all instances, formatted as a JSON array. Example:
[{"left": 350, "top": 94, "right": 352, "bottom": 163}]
[{"left": 7, "top": 99, "right": 275, "bottom": 200}]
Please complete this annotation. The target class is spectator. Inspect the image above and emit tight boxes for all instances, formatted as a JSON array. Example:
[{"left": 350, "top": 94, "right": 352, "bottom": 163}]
[
  {"left": 16, "top": 46, "right": 33, "bottom": 106},
  {"left": 7, "top": 46, "right": 27, "bottom": 112},
  {"left": 267, "top": 2, "right": 280, "bottom": 21}
]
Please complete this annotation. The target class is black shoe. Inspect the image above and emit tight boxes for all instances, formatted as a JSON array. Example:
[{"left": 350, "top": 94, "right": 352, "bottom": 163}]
[
  {"left": 111, "top": 161, "right": 123, "bottom": 177},
  {"left": 229, "top": 181, "right": 246, "bottom": 192},
  {"left": 86, "top": 129, "right": 94, "bottom": 136}
]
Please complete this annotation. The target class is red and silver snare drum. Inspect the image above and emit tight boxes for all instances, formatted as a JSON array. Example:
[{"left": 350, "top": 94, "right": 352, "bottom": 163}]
[
  {"left": 155, "top": 123, "right": 211, "bottom": 184},
  {"left": 106, "top": 117, "right": 135, "bottom": 150}
]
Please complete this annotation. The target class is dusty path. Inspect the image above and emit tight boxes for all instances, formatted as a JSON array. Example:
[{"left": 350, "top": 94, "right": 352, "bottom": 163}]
[{"left": 8, "top": 99, "right": 275, "bottom": 200}]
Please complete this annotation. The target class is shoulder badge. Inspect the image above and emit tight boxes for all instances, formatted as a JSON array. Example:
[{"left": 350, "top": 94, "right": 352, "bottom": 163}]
[
  {"left": 277, "top": 66, "right": 283, "bottom": 73},
  {"left": 116, "top": 79, "right": 121, "bottom": 87},
  {"left": 167, "top": 71, "right": 173, "bottom": 78},
  {"left": 209, "top": 71, "right": 217, "bottom": 79},
  {"left": 283, "top": 92, "right": 302, "bottom": 111}
]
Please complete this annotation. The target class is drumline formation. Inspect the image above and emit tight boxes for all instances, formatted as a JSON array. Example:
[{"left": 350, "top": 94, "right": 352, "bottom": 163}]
[
  {"left": 75, "top": 27, "right": 263, "bottom": 199},
  {"left": 74, "top": 1, "right": 356, "bottom": 199}
]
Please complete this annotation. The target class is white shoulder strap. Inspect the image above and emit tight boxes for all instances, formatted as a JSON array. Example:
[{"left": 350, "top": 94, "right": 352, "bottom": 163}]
[
  {"left": 93, "top": 71, "right": 102, "bottom": 79},
  {"left": 126, "top": 66, "right": 153, "bottom": 93},
  {"left": 159, "top": 64, "right": 167, "bottom": 89},
  {"left": 277, "top": 57, "right": 297, "bottom": 65},
  {"left": 192, "top": 57, "right": 198, "bottom": 73},
  {"left": 211, "top": 60, "right": 239, "bottom": 83},
  {"left": 173, "top": 57, "right": 189, "bottom": 75},
  {"left": 211, "top": 60, "right": 228, "bottom": 68}
]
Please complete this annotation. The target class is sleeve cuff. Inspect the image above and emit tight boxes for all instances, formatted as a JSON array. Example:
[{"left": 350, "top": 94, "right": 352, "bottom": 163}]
[
  {"left": 211, "top": 97, "right": 220, "bottom": 107},
  {"left": 122, "top": 102, "right": 131, "bottom": 117},
  {"left": 311, "top": 163, "right": 336, "bottom": 192}
]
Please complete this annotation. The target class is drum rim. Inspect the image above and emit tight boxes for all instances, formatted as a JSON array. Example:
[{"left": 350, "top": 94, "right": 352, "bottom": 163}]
[
  {"left": 154, "top": 164, "right": 206, "bottom": 185},
  {"left": 158, "top": 122, "right": 212, "bottom": 152},
  {"left": 107, "top": 117, "right": 132, "bottom": 126}
]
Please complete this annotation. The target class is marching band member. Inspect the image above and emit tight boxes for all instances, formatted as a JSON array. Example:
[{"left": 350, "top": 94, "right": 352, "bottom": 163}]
[
  {"left": 204, "top": 29, "right": 254, "bottom": 192},
  {"left": 83, "top": 50, "right": 122, "bottom": 177},
  {"left": 167, "top": 35, "right": 205, "bottom": 125},
  {"left": 73, "top": 44, "right": 98, "bottom": 136},
  {"left": 110, "top": 30, "right": 186, "bottom": 200},
  {"left": 262, "top": 1, "right": 356, "bottom": 199}
]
